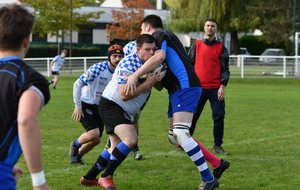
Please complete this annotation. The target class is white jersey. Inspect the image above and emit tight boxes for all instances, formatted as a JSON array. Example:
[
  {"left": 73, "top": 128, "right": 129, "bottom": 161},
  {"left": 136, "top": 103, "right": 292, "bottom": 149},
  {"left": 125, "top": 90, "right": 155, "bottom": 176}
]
[
  {"left": 123, "top": 41, "right": 136, "bottom": 56},
  {"left": 74, "top": 61, "right": 114, "bottom": 108},
  {"left": 102, "top": 52, "right": 151, "bottom": 116},
  {"left": 51, "top": 55, "right": 65, "bottom": 71}
]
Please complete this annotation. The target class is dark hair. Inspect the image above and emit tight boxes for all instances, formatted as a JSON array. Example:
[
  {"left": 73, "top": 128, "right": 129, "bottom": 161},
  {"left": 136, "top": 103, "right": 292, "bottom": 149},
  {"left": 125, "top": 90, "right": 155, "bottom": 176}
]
[
  {"left": 136, "top": 34, "right": 156, "bottom": 48},
  {"left": 0, "top": 4, "right": 35, "bottom": 51},
  {"left": 141, "top": 14, "right": 163, "bottom": 29},
  {"left": 206, "top": 18, "right": 218, "bottom": 26}
]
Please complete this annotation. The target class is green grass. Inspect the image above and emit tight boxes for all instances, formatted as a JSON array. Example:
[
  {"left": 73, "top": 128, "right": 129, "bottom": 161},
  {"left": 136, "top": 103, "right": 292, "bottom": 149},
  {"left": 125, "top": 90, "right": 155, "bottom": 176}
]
[{"left": 16, "top": 77, "right": 300, "bottom": 190}]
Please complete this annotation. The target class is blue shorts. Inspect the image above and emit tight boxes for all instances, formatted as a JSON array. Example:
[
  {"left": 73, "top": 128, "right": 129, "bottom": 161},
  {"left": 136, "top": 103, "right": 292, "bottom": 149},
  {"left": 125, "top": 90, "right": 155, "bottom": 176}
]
[
  {"left": 0, "top": 163, "right": 16, "bottom": 190},
  {"left": 167, "top": 87, "right": 202, "bottom": 118}
]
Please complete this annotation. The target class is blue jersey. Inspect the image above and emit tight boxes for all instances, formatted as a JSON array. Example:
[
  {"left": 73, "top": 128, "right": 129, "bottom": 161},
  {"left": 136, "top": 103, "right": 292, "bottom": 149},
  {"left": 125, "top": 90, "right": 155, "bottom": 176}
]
[
  {"left": 0, "top": 57, "right": 50, "bottom": 165},
  {"left": 152, "top": 29, "right": 201, "bottom": 94}
]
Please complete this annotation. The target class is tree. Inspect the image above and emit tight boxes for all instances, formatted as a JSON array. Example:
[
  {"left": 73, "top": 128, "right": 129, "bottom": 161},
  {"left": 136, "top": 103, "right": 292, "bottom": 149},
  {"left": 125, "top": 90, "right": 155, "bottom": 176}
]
[
  {"left": 106, "top": 0, "right": 155, "bottom": 41},
  {"left": 24, "top": 0, "right": 104, "bottom": 38},
  {"left": 164, "top": 0, "right": 260, "bottom": 54},
  {"left": 246, "top": 0, "right": 294, "bottom": 53}
]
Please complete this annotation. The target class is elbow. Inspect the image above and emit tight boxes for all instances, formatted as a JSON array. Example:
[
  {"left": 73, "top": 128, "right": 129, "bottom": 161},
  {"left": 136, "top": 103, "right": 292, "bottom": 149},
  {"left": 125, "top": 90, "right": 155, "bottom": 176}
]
[{"left": 120, "top": 94, "right": 130, "bottom": 101}]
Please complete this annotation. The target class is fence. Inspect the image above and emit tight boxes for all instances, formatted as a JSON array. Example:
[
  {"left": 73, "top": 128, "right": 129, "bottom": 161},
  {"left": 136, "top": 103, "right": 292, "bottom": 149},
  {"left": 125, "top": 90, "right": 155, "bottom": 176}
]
[{"left": 25, "top": 55, "right": 300, "bottom": 78}]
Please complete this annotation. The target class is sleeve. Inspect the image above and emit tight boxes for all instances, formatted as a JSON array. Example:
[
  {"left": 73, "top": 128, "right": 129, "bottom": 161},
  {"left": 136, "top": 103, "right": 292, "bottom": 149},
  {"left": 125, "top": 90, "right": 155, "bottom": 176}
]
[
  {"left": 152, "top": 30, "right": 169, "bottom": 51},
  {"left": 220, "top": 45, "right": 230, "bottom": 86},
  {"left": 73, "top": 78, "right": 85, "bottom": 109},
  {"left": 53, "top": 55, "right": 59, "bottom": 62},
  {"left": 187, "top": 43, "right": 196, "bottom": 67},
  {"left": 79, "top": 63, "right": 101, "bottom": 85}
]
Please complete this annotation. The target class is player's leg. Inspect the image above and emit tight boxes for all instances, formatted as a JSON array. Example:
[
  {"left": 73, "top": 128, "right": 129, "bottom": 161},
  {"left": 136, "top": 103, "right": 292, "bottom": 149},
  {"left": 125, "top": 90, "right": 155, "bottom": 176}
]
[
  {"left": 81, "top": 133, "right": 120, "bottom": 186},
  {"left": 52, "top": 73, "right": 59, "bottom": 89},
  {"left": 170, "top": 88, "right": 219, "bottom": 190},
  {"left": 131, "top": 111, "right": 143, "bottom": 160},
  {"left": 99, "top": 124, "right": 136, "bottom": 189},
  {"left": 97, "top": 97, "right": 135, "bottom": 189},
  {"left": 70, "top": 103, "right": 103, "bottom": 164}
]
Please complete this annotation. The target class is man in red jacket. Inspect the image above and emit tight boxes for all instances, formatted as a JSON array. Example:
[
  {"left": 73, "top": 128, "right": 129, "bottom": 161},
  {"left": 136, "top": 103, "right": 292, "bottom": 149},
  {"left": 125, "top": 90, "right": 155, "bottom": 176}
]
[{"left": 188, "top": 18, "right": 230, "bottom": 155}]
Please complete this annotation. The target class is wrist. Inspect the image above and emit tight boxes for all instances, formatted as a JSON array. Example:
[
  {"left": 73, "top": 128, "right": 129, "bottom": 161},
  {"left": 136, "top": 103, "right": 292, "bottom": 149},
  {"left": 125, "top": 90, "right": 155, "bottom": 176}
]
[{"left": 31, "top": 170, "right": 46, "bottom": 187}]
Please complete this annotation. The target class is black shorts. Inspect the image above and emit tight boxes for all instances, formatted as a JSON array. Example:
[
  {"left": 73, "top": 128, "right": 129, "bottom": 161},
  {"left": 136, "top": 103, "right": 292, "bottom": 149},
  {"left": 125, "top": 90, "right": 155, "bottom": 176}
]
[
  {"left": 52, "top": 71, "right": 59, "bottom": 75},
  {"left": 98, "top": 97, "right": 132, "bottom": 134},
  {"left": 80, "top": 101, "right": 104, "bottom": 137}
]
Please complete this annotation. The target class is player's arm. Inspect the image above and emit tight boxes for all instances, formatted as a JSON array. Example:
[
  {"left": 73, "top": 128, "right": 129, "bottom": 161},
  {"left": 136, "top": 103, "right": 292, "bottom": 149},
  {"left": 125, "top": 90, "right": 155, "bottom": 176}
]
[
  {"left": 124, "top": 50, "right": 166, "bottom": 95},
  {"left": 18, "top": 89, "right": 50, "bottom": 189},
  {"left": 72, "top": 79, "right": 85, "bottom": 121},
  {"left": 50, "top": 60, "right": 54, "bottom": 71},
  {"left": 119, "top": 71, "right": 161, "bottom": 101}
]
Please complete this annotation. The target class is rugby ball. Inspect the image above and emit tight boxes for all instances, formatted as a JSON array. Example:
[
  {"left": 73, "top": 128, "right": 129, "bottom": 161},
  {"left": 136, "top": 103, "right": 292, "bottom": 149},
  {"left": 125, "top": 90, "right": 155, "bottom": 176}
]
[{"left": 139, "top": 64, "right": 167, "bottom": 80}]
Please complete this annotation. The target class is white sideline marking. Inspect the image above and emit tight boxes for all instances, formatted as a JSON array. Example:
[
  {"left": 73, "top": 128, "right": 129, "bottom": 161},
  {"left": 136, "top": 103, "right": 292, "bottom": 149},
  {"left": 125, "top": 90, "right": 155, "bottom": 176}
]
[{"left": 24, "top": 132, "right": 299, "bottom": 180}]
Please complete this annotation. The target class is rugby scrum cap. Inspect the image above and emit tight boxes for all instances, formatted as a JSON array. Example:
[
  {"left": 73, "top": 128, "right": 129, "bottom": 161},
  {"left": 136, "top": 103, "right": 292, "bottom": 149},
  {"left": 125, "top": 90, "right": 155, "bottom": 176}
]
[{"left": 107, "top": 45, "right": 124, "bottom": 58}]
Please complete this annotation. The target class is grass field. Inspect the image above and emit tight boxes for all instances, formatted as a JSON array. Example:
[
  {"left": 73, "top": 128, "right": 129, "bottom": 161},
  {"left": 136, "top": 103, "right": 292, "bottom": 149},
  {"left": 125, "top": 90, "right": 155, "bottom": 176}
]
[{"left": 16, "top": 77, "right": 300, "bottom": 190}]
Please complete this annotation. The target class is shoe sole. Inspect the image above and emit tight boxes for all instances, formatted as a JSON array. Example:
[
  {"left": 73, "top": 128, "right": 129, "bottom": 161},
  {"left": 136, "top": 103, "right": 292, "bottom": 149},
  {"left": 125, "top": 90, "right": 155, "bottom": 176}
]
[{"left": 213, "top": 160, "right": 230, "bottom": 179}]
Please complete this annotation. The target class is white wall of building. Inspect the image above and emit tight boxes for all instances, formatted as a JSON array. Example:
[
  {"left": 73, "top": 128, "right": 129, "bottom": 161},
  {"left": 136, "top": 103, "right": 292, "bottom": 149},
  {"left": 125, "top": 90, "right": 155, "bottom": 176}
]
[{"left": 93, "top": 29, "right": 110, "bottom": 44}]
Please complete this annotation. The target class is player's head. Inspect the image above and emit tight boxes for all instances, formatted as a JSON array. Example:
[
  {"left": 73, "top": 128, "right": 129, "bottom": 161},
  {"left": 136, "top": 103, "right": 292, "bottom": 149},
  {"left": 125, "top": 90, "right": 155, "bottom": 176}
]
[
  {"left": 0, "top": 4, "right": 35, "bottom": 52},
  {"left": 107, "top": 44, "right": 124, "bottom": 68},
  {"left": 61, "top": 49, "right": 68, "bottom": 57},
  {"left": 136, "top": 34, "right": 156, "bottom": 62},
  {"left": 140, "top": 14, "right": 163, "bottom": 34}
]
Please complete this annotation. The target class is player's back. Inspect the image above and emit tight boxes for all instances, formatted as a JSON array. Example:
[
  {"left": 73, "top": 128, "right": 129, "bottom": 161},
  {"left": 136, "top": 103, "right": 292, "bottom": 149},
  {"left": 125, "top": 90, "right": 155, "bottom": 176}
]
[{"left": 152, "top": 29, "right": 201, "bottom": 94}]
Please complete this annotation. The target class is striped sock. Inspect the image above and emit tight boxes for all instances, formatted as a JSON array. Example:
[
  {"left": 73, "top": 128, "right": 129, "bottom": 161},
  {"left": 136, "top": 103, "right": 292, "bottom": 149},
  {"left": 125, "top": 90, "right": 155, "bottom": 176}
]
[{"left": 181, "top": 138, "right": 214, "bottom": 182}]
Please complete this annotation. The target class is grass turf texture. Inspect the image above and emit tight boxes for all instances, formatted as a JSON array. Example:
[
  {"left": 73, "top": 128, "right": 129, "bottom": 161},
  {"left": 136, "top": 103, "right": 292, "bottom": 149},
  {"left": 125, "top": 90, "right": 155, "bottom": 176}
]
[{"left": 16, "top": 77, "right": 300, "bottom": 190}]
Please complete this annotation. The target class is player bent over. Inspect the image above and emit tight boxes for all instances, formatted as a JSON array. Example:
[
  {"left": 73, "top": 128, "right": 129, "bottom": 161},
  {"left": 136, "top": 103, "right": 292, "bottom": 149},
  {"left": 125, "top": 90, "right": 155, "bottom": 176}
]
[{"left": 69, "top": 45, "right": 124, "bottom": 164}]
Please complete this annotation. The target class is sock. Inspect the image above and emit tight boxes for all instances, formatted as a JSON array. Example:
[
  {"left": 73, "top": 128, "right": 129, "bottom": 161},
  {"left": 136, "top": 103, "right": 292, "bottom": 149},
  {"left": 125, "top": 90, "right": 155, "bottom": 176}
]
[
  {"left": 84, "top": 150, "right": 111, "bottom": 180},
  {"left": 181, "top": 138, "right": 214, "bottom": 182},
  {"left": 74, "top": 139, "right": 82, "bottom": 148},
  {"left": 102, "top": 142, "right": 132, "bottom": 177},
  {"left": 78, "top": 154, "right": 83, "bottom": 160},
  {"left": 193, "top": 138, "right": 220, "bottom": 169}
]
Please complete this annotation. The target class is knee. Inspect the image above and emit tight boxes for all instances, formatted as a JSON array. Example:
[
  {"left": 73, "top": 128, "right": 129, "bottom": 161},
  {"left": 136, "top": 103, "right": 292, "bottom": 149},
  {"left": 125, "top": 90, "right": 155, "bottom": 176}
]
[
  {"left": 173, "top": 123, "right": 191, "bottom": 145},
  {"left": 87, "top": 130, "right": 100, "bottom": 141},
  {"left": 123, "top": 137, "right": 137, "bottom": 149}
]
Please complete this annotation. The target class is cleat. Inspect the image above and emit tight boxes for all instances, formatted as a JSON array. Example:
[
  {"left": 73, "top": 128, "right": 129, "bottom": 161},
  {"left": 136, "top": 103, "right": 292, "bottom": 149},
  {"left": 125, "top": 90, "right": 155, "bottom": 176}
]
[
  {"left": 198, "top": 178, "right": 219, "bottom": 190},
  {"left": 69, "top": 141, "right": 79, "bottom": 163},
  {"left": 132, "top": 148, "right": 143, "bottom": 160},
  {"left": 213, "top": 145, "right": 229, "bottom": 155},
  {"left": 49, "top": 80, "right": 54, "bottom": 84},
  {"left": 213, "top": 159, "right": 230, "bottom": 179},
  {"left": 70, "top": 158, "right": 85, "bottom": 165},
  {"left": 98, "top": 175, "right": 118, "bottom": 190},
  {"left": 80, "top": 176, "right": 98, "bottom": 186},
  {"left": 52, "top": 86, "right": 56, "bottom": 89}
]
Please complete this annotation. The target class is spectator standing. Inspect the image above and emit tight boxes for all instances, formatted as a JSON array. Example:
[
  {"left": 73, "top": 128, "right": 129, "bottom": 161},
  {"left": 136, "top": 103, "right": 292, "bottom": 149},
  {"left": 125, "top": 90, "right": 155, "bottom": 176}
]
[{"left": 188, "top": 18, "right": 230, "bottom": 155}]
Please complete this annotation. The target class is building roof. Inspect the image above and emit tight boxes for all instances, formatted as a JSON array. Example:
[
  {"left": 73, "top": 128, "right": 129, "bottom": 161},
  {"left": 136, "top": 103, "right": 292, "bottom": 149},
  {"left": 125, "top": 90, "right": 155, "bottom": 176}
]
[{"left": 75, "top": 6, "right": 169, "bottom": 23}]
